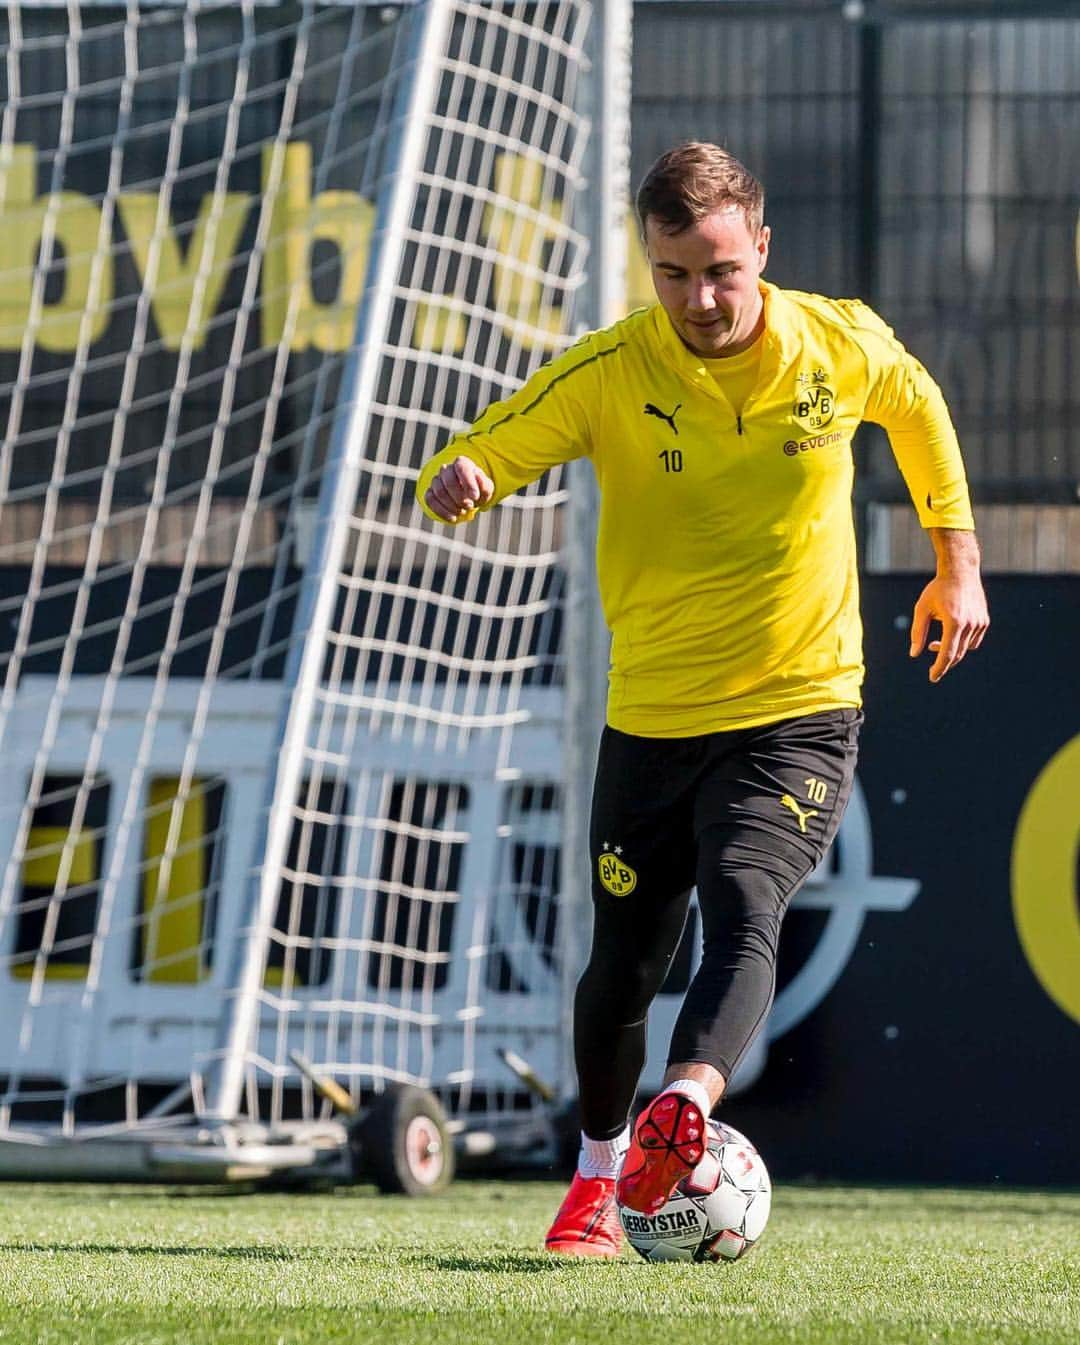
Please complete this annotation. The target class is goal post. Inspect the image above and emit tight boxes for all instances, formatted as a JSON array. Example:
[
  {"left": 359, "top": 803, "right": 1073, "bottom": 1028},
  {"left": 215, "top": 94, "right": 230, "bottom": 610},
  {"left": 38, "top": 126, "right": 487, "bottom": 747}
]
[
  {"left": 0, "top": 0, "right": 631, "bottom": 1177},
  {"left": 559, "top": 0, "right": 630, "bottom": 1102},
  {"left": 204, "top": 0, "right": 458, "bottom": 1129}
]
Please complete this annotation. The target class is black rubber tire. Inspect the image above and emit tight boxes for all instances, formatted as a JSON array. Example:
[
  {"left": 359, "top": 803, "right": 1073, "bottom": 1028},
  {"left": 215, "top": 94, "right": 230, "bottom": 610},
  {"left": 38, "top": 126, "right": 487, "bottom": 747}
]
[{"left": 354, "top": 1084, "right": 455, "bottom": 1196}]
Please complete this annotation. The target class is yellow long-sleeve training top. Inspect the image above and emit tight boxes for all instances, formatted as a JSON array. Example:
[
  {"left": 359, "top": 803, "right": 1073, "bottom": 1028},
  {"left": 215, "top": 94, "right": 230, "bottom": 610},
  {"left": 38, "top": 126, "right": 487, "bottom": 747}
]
[{"left": 416, "top": 281, "right": 975, "bottom": 737}]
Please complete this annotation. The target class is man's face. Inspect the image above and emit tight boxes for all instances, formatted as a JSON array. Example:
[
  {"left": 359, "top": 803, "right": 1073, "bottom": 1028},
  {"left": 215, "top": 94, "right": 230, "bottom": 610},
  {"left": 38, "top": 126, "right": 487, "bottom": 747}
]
[{"left": 645, "top": 208, "right": 770, "bottom": 357}]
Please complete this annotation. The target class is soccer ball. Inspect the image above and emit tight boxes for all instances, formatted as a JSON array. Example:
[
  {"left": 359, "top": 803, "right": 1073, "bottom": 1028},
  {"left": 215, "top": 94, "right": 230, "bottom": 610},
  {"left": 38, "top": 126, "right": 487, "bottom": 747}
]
[{"left": 618, "top": 1119, "right": 771, "bottom": 1263}]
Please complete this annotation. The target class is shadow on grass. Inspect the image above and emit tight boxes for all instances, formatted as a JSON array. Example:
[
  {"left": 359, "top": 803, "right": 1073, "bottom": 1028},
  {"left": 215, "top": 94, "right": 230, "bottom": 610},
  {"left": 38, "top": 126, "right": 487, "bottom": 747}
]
[
  {"left": 6, "top": 1242, "right": 613, "bottom": 1276},
  {"left": 0, "top": 1242, "right": 313, "bottom": 1260},
  {"left": 404, "top": 1250, "right": 607, "bottom": 1274}
]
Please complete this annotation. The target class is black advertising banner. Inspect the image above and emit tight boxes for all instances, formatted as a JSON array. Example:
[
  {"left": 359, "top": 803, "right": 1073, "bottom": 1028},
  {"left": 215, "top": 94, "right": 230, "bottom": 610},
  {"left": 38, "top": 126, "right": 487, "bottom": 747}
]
[{"left": 727, "top": 576, "right": 1079, "bottom": 1186}]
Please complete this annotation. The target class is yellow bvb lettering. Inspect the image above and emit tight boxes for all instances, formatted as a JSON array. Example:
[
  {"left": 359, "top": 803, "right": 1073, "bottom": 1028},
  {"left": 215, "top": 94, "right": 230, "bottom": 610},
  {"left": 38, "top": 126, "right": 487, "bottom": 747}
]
[
  {"left": 118, "top": 192, "right": 249, "bottom": 351},
  {"left": 480, "top": 153, "right": 570, "bottom": 353},
  {"left": 0, "top": 144, "right": 113, "bottom": 350},
  {"left": 1011, "top": 732, "right": 1080, "bottom": 1025},
  {"left": 0, "top": 143, "right": 626, "bottom": 353},
  {"left": 261, "top": 142, "right": 374, "bottom": 352},
  {"left": 417, "top": 152, "right": 597, "bottom": 353}
]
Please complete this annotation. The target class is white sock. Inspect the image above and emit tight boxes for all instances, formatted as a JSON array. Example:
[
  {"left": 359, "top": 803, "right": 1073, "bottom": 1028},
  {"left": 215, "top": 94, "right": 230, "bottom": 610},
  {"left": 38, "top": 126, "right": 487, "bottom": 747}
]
[
  {"left": 662, "top": 1078, "right": 712, "bottom": 1120},
  {"left": 577, "top": 1125, "right": 630, "bottom": 1179}
]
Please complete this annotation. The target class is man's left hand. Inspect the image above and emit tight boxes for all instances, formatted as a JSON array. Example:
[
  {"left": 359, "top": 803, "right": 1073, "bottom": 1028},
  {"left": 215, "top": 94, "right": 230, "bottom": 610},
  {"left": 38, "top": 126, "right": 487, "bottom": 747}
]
[{"left": 909, "top": 530, "right": 990, "bottom": 683}]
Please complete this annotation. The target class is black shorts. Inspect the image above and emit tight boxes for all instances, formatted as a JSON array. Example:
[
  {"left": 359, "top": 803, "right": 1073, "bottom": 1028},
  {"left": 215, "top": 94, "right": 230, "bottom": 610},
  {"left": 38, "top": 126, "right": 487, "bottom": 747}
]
[
  {"left": 574, "top": 708, "right": 863, "bottom": 1108},
  {"left": 590, "top": 708, "right": 862, "bottom": 907}
]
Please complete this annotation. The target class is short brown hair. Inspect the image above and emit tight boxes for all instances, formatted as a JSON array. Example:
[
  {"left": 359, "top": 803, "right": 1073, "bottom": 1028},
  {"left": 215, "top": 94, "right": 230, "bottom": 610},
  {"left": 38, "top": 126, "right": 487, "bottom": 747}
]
[{"left": 636, "top": 142, "right": 765, "bottom": 237}]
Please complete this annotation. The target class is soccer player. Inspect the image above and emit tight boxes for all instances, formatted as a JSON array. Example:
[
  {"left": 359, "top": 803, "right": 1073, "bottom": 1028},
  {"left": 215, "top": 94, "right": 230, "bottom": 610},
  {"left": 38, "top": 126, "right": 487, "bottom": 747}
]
[{"left": 415, "top": 143, "right": 989, "bottom": 1257}]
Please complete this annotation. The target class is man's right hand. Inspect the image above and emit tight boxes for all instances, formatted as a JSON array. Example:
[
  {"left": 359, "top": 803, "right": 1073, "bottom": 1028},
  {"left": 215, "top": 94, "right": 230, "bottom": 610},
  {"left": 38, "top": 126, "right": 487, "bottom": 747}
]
[{"left": 424, "top": 455, "right": 495, "bottom": 523}]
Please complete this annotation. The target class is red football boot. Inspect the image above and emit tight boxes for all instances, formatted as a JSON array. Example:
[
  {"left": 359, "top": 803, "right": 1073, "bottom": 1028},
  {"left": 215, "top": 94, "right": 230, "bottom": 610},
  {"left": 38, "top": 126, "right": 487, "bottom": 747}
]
[
  {"left": 615, "top": 1091, "right": 706, "bottom": 1216},
  {"left": 544, "top": 1172, "right": 622, "bottom": 1258}
]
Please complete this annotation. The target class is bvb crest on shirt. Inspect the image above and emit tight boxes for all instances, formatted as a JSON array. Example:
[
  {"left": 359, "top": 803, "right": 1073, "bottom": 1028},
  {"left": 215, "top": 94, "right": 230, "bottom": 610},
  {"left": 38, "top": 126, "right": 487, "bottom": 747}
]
[
  {"left": 793, "top": 368, "right": 836, "bottom": 430},
  {"left": 598, "top": 851, "right": 638, "bottom": 896}
]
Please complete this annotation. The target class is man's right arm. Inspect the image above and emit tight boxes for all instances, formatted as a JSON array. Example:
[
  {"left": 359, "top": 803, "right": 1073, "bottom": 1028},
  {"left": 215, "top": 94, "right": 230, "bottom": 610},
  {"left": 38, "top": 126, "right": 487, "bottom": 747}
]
[
  {"left": 423, "top": 455, "right": 495, "bottom": 523},
  {"left": 414, "top": 335, "right": 600, "bottom": 526}
]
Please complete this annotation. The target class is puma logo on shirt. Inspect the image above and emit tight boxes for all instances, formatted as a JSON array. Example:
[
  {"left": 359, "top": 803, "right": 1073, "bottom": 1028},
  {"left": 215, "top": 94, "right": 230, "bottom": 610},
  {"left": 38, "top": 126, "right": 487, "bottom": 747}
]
[{"left": 643, "top": 402, "right": 681, "bottom": 435}]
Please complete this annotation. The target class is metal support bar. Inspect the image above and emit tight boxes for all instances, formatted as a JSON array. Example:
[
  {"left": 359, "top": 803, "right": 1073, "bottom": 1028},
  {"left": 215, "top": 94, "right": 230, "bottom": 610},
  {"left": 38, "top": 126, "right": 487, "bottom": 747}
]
[
  {"left": 205, "top": 0, "right": 456, "bottom": 1122},
  {"left": 559, "top": 0, "right": 633, "bottom": 1104}
]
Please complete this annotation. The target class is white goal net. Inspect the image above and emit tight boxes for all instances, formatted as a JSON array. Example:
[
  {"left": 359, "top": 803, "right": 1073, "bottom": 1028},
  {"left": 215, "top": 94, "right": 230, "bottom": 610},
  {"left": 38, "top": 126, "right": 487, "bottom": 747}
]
[{"left": 0, "top": 0, "right": 630, "bottom": 1177}]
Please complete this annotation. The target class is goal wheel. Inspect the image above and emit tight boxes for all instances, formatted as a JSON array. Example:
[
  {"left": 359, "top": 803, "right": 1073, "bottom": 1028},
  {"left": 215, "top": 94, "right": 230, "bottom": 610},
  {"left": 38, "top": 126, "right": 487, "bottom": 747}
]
[{"left": 352, "top": 1084, "right": 455, "bottom": 1196}]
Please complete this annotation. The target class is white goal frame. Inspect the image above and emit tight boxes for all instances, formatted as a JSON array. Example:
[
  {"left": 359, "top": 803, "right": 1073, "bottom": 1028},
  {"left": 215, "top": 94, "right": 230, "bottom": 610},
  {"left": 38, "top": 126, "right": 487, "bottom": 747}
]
[{"left": 0, "top": 0, "right": 634, "bottom": 1180}]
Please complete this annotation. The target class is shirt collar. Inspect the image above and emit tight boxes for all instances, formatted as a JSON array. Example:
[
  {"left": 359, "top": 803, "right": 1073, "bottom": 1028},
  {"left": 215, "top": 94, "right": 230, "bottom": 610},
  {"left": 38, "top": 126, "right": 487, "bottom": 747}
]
[{"left": 651, "top": 279, "right": 795, "bottom": 387}]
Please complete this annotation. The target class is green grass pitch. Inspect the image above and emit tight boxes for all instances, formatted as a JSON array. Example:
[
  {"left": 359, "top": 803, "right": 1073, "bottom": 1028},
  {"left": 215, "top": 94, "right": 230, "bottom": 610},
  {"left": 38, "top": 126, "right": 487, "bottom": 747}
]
[{"left": 0, "top": 1181, "right": 1077, "bottom": 1345}]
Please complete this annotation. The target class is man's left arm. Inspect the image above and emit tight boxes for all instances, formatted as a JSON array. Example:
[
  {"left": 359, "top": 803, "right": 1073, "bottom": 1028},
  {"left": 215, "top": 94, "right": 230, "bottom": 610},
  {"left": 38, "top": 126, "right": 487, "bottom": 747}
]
[
  {"left": 860, "top": 326, "right": 990, "bottom": 682},
  {"left": 910, "top": 528, "right": 990, "bottom": 683}
]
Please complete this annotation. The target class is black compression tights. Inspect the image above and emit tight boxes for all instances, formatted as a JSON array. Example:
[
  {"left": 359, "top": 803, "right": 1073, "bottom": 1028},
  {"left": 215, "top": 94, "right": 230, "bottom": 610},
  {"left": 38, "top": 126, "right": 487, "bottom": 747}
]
[{"left": 573, "top": 841, "right": 796, "bottom": 1140}]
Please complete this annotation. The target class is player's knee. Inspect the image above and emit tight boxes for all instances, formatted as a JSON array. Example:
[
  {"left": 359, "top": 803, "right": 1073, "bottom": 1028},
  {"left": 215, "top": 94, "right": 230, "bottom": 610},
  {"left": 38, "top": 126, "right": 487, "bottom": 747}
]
[
  {"left": 707, "top": 864, "right": 783, "bottom": 914},
  {"left": 699, "top": 868, "right": 784, "bottom": 960},
  {"left": 576, "top": 953, "right": 669, "bottom": 1026}
]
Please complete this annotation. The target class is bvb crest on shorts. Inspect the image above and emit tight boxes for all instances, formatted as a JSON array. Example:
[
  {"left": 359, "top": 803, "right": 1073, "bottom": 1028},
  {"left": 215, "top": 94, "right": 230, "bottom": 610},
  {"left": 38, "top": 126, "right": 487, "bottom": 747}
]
[{"left": 598, "top": 851, "right": 638, "bottom": 896}]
